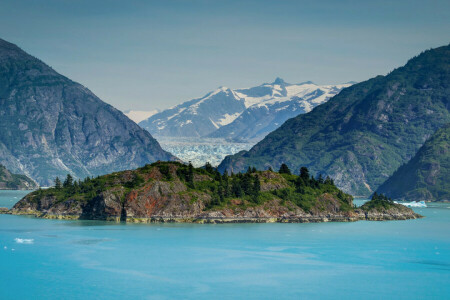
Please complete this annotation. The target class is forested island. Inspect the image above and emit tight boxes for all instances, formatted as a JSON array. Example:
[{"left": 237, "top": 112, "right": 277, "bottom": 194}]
[{"left": 3, "top": 162, "right": 421, "bottom": 223}]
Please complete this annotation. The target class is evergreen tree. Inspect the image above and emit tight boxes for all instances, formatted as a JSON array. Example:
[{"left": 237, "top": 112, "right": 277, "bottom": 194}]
[
  {"left": 205, "top": 162, "right": 214, "bottom": 174},
  {"left": 54, "top": 177, "right": 62, "bottom": 189},
  {"left": 186, "top": 162, "right": 194, "bottom": 188},
  {"left": 300, "top": 167, "right": 309, "bottom": 181},
  {"left": 231, "top": 178, "right": 243, "bottom": 197},
  {"left": 252, "top": 175, "right": 261, "bottom": 196},
  {"left": 63, "top": 174, "right": 73, "bottom": 188},
  {"left": 241, "top": 173, "right": 252, "bottom": 195},
  {"left": 279, "top": 163, "right": 291, "bottom": 174},
  {"left": 317, "top": 174, "right": 324, "bottom": 184},
  {"left": 218, "top": 185, "right": 224, "bottom": 203}
]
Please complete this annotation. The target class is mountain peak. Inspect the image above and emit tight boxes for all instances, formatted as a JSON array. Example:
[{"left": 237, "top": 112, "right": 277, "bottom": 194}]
[
  {"left": 272, "top": 77, "right": 286, "bottom": 85},
  {"left": 216, "top": 86, "right": 231, "bottom": 92}
]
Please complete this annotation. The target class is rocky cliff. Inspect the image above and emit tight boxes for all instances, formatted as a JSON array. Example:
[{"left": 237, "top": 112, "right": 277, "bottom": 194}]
[
  {"left": 5, "top": 162, "right": 421, "bottom": 223},
  {"left": 0, "top": 38, "right": 175, "bottom": 186}
]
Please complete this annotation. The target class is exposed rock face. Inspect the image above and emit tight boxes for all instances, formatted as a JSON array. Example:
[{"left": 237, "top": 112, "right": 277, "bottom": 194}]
[
  {"left": 0, "top": 164, "right": 37, "bottom": 190},
  {"left": 6, "top": 162, "right": 421, "bottom": 223},
  {"left": 0, "top": 38, "right": 175, "bottom": 186},
  {"left": 218, "top": 44, "right": 450, "bottom": 197}
]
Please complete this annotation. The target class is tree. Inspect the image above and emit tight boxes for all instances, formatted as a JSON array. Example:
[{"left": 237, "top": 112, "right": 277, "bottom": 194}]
[
  {"left": 278, "top": 163, "right": 291, "bottom": 174},
  {"left": 205, "top": 162, "right": 214, "bottom": 174},
  {"left": 317, "top": 174, "right": 324, "bottom": 184},
  {"left": 186, "top": 162, "right": 195, "bottom": 188},
  {"left": 218, "top": 185, "right": 224, "bottom": 203},
  {"left": 54, "top": 177, "right": 62, "bottom": 189},
  {"left": 252, "top": 175, "right": 261, "bottom": 196},
  {"left": 300, "top": 167, "right": 309, "bottom": 181},
  {"left": 324, "top": 176, "right": 334, "bottom": 185},
  {"left": 63, "top": 174, "right": 73, "bottom": 188},
  {"left": 231, "top": 178, "right": 243, "bottom": 197}
]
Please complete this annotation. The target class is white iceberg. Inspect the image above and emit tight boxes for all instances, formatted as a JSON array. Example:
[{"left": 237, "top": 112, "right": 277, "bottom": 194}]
[
  {"left": 394, "top": 201, "right": 427, "bottom": 208},
  {"left": 14, "top": 238, "right": 34, "bottom": 244}
]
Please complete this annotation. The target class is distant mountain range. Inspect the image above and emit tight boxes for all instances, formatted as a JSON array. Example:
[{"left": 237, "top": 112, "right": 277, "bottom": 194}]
[
  {"left": 0, "top": 38, "right": 175, "bottom": 186},
  {"left": 0, "top": 164, "right": 37, "bottom": 190},
  {"left": 377, "top": 123, "right": 450, "bottom": 201},
  {"left": 139, "top": 78, "right": 352, "bottom": 142},
  {"left": 219, "top": 44, "right": 450, "bottom": 197}
]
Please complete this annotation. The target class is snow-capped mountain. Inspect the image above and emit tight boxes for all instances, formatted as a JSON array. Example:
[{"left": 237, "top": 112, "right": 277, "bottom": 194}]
[
  {"left": 140, "top": 87, "right": 246, "bottom": 137},
  {"left": 140, "top": 78, "right": 352, "bottom": 142}
]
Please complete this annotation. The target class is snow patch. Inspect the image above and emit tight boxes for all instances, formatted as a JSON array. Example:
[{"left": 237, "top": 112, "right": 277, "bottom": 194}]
[
  {"left": 167, "top": 107, "right": 186, "bottom": 120},
  {"left": 217, "top": 112, "right": 241, "bottom": 126}
]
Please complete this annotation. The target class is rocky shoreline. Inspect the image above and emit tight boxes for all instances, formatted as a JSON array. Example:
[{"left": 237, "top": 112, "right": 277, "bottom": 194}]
[{"left": 0, "top": 205, "right": 422, "bottom": 224}]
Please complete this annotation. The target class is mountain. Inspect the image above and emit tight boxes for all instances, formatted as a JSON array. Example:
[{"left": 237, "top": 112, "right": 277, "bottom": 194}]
[
  {"left": 5, "top": 161, "right": 420, "bottom": 222},
  {"left": 0, "top": 38, "right": 175, "bottom": 186},
  {"left": 377, "top": 123, "right": 450, "bottom": 201},
  {"left": 219, "top": 44, "right": 450, "bottom": 196},
  {"left": 139, "top": 79, "right": 351, "bottom": 142},
  {"left": 0, "top": 164, "right": 37, "bottom": 190},
  {"left": 124, "top": 109, "right": 160, "bottom": 123}
]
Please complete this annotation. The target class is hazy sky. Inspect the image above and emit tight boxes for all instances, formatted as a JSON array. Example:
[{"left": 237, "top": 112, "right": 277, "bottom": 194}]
[{"left": 1, "top": 0, "right": 449, "bottom": 111}]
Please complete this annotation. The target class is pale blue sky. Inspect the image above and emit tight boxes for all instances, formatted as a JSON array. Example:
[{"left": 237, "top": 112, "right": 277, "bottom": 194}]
[{"left": 0, "top": 0, "right": 449, "bottom": 110}]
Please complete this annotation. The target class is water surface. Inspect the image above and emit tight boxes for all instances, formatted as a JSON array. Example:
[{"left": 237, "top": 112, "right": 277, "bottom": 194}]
[{"left": 1, "top": 191, "right": 449, "bottom": 299}]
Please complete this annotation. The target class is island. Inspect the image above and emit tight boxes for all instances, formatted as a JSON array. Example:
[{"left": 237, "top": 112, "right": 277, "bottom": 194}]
[{"left": 2, "top": 162, "right": 421, "bottom": 223}]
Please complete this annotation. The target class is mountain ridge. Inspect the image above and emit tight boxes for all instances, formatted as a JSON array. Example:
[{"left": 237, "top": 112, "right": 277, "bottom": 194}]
[
  {"left": 0, "top": 38, "right": 175, "bottom": 186},
  {"left": 140, "top": 79, "right": 351, "bottom": 142},
  {"left": 218, "top": 44, "right": 450, "bottom": 196},
  {"left": 377, "top": 123, "right": 450, "bottom": 201}
]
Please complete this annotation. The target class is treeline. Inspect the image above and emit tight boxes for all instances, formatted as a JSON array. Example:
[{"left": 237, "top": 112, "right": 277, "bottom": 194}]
[
  {"left": 360, "top": 192, "right": 395, "bottom": 210},
  {"left": 46, "top": 174, "right": 107, "bottom": 200},
  {"left": 273, "top": 164, "right": 350, "bottom": 211},
  {"left": 175, "top": 162, "right": 262, "bottom": 208},
  {"left": 43, "top": 161, "right": 349, "bottom": 212},
  {"left": 370, "top": 192, "right": 393, "bottom": 202}
]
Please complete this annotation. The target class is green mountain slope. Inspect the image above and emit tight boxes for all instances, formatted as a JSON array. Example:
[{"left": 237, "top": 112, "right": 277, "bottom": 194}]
[
  {"left": 0, "top": 38, "right": 175, "bottom": 186},
  {"left": 218, "top": 44, "right": 450, "bottom": 196},
  {"left": 0, "top": 164, "right": 37, "bottom": 190},
  {"left": 377, "top": 123, "right": 450, "bottom": 201}
]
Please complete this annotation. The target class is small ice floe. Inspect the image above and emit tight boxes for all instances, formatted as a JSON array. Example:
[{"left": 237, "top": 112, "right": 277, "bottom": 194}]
[
  {"left": 3, "top": 246, "right": 7, "bottom": 250},
  {"left": 394, "top": 201, "right": 427, "bottom": 208},
  {"left": 14, "top": 238, "right": 34, "bottom": 244}
]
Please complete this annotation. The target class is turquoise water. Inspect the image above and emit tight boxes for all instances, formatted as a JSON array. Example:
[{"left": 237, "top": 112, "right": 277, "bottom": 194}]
[{"left": 1, "top": 191, "right": 449, "bottom": 299}]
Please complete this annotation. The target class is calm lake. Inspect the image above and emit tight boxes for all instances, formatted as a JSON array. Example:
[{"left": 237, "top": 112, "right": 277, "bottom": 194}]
[{"left": 0, "top": 190, "right": 449, "bottom": 299}]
